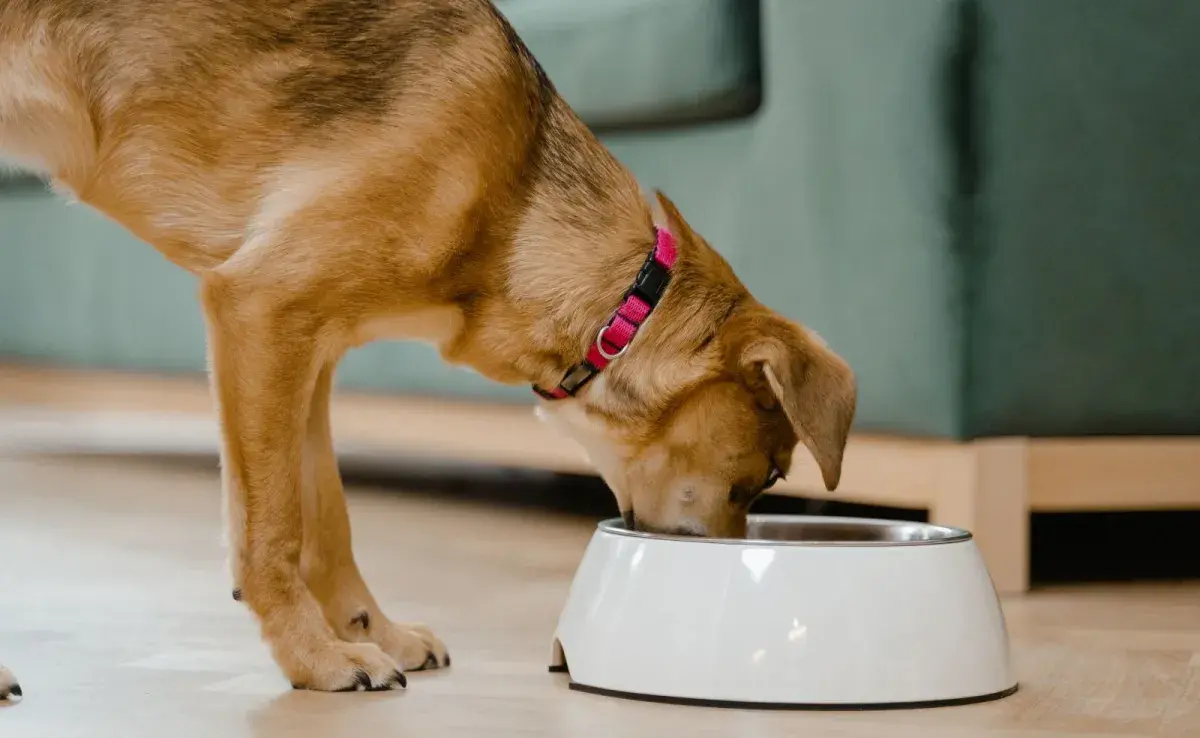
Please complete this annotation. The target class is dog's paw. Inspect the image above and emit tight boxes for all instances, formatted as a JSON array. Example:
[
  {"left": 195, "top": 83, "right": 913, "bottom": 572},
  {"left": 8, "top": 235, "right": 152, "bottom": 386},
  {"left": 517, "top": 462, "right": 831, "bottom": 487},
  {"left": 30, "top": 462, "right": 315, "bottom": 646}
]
[
  {"left": 351, "top": 616, "right": 450, "bottom": 672},
  {"left": 281, "top": 641, "right": 406, "bottom": 692},
  {"left": 0, "top": 665, "right": 21, "bottom": 704}
]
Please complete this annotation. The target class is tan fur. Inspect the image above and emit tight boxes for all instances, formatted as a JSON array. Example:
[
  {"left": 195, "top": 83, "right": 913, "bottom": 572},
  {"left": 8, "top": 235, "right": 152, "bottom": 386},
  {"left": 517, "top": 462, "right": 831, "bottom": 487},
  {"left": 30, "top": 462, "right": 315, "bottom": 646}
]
[{"left": 1, "top": 0, "right": 856, "bottom": 692}]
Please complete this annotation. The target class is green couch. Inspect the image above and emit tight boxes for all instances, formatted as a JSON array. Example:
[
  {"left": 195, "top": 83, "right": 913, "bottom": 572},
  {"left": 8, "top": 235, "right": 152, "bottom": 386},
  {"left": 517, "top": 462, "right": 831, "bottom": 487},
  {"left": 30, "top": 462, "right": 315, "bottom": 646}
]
[
  {"left": 967, "top": 0, "right": 1200, "bottom": 436},
  {"left": 3, "top": 0, "right": 1197, "bottom": 440}
]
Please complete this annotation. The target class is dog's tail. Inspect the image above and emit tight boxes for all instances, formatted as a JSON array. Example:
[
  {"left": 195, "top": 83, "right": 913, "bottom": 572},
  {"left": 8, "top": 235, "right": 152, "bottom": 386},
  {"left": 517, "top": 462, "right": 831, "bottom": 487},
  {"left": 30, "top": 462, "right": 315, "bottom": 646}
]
[{"left": 0, "top": 665, "right": 21, "bottom": 704}]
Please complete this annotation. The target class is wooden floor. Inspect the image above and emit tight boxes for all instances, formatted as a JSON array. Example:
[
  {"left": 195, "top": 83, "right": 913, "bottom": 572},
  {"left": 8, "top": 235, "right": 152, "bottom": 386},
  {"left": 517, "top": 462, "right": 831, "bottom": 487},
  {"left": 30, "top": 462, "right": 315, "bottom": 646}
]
[{"left": 1, "top": 455, "right": 1198, "bottom": 737}]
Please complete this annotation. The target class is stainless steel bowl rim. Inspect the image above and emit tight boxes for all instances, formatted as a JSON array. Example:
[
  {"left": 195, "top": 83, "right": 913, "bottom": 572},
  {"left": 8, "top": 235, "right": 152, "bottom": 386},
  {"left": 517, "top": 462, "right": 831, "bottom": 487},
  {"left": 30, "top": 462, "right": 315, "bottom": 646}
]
[{"left": 597, "top": 515, "right": 973, "bottom": 547}]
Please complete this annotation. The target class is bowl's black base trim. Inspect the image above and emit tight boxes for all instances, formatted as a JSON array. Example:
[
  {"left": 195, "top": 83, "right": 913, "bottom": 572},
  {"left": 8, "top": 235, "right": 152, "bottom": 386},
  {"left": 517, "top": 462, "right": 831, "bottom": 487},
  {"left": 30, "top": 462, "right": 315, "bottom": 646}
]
[
  {"left": 548, "top": 665, "right": 569, "bottom": 674},
  {"left": 564, "top": 681, "right": 1019, "bottom": 711}
]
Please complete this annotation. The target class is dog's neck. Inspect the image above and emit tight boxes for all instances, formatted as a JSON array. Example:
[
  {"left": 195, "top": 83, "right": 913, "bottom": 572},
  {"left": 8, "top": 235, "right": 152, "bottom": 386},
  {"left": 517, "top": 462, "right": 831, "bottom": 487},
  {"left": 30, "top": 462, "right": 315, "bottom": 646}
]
[
  {"left": 503, "top": 198, "right": 733, "bottom": 426},
  {"left": 444, "top": 95, "right": 734, "bottom": 422},
  {"left": 508, "top": 171, "right": 659, "bottom": 408},
  {"left": 445, "top": 99, "right": 659, "bottom": 413}
]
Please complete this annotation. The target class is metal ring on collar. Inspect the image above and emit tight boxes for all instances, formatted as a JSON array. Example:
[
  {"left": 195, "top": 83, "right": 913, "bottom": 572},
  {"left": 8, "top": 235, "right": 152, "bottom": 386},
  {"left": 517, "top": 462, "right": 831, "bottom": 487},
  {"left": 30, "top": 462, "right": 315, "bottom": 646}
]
[{"left": 595, "top": 325, "right": 629, "bottom": 361}]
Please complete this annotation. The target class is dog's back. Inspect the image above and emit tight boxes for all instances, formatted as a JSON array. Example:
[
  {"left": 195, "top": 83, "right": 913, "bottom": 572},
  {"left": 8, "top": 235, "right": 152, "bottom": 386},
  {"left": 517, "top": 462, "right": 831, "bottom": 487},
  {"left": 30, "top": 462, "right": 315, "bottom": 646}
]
[{"left": 0, "top": 0, "right": 636, "bottom": 276}]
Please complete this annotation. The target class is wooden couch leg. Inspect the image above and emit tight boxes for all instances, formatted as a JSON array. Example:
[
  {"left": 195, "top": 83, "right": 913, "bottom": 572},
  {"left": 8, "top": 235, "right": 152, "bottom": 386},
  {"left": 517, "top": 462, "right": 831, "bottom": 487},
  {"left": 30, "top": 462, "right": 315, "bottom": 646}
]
[{"left": 931, "top": 439, "right": 1030, "bottom": 595}]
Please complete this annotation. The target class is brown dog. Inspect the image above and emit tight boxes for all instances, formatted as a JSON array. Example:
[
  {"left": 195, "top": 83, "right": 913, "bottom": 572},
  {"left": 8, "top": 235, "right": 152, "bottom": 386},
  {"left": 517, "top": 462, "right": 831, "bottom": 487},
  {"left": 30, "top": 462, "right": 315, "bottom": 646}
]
[{"left": 0, "top": 0, "right": 856, "bottom": 692}]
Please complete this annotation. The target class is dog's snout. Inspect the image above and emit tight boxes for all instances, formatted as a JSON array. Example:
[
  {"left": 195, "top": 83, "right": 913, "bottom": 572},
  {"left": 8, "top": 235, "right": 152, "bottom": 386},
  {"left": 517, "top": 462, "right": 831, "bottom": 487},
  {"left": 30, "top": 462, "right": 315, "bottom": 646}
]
[
  {"left": 665, "top": 521, "right": 709, "bottom": 538},
  {"left": 622, "top": 511, "right": 710, "bottom": 538}
]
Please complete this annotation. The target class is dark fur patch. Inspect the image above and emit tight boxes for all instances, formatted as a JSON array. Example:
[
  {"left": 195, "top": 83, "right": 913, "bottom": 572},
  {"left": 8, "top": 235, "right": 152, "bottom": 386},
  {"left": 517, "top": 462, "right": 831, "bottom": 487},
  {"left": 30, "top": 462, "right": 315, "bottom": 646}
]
[
  {"left": 487, "top": 2, "right": 554, "bottom": 104},
  {"left": 485, "top": 1, "right": 578, "bottom": 213},
  {"left": 267, "top": 0, "right": 474, "bottom": 128}
]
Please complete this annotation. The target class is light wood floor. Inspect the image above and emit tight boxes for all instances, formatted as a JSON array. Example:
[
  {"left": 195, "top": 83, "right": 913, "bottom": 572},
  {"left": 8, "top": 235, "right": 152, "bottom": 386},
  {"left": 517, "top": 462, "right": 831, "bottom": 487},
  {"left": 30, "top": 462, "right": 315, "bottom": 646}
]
[{"left": 1, "top": 454, "right": 1198, "bottom": 737}]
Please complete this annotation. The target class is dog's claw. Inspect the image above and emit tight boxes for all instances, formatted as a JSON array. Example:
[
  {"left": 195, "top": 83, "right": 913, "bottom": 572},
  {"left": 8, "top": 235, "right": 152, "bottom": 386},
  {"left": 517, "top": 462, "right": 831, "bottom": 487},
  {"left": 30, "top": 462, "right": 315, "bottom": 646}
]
[
  {"left": 334, "top": 669, "right": 373, "bottom": 692},
  {"left": 364, "top": 670, "right": 406, "bottom": 692},
  {"left": 401, "top": 649, "right": 443, "bottom": 672}
]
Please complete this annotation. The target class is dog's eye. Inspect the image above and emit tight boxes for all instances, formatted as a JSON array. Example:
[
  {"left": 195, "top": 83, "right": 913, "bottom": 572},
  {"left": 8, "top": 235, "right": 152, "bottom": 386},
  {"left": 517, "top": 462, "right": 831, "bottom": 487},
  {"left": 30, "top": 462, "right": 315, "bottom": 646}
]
[
  {"left": 763, "top": 465, "right": 784, "bottom": 491},
  {"left": 730, "top": 465, "right": 785, "bottom": 506},
  {"left": 728, "top": 483, "right": 759, "bottom": 507}
]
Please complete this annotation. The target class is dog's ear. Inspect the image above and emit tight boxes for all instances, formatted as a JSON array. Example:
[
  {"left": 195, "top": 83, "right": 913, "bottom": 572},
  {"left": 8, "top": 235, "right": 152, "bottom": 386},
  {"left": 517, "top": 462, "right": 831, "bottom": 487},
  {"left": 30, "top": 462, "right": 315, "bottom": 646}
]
[
  {"left": 653, "top": 190, "right": 695, "bottom": 240},
  {"left": 731, "top": 309, "right": 857, "bottom": 491}
]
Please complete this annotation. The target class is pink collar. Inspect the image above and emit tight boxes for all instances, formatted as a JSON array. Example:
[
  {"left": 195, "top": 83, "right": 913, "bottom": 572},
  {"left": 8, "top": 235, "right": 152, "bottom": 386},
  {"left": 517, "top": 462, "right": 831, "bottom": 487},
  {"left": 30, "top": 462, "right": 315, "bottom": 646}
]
[{"left": 534, "top": 227, "right": 679, "bottom": 400}]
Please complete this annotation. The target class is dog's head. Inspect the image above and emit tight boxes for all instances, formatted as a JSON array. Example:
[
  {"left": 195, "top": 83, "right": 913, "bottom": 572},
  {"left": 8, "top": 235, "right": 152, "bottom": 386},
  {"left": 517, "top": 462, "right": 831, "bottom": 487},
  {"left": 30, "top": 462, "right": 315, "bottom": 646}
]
[{"left": 538, "top": 193, "right": 857, "bottom": 539}]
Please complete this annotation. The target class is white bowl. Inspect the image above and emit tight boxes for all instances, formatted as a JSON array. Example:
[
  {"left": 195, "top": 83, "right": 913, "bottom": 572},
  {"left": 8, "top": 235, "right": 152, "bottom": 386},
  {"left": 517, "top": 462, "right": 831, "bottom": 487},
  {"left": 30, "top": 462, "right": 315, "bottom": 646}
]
[{"left": 550, "top": 515, "right": 1016, "bottom": 709}]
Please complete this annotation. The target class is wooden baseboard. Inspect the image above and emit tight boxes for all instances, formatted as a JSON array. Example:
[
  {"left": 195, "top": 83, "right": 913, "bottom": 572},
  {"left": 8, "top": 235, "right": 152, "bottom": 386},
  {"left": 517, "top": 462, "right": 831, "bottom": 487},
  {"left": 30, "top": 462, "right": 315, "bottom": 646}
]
[
  {"left": 1028, "top": 438, "right": 1200, "bottom": 512},
  {"left": 3, "top": 364, "right": 1200, "bottom": 595}
]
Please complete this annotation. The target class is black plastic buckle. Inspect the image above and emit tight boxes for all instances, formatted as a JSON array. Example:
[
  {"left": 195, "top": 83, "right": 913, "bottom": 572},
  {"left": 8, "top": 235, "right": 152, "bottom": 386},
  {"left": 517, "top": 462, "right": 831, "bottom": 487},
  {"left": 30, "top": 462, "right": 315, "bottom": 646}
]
[{"left": 630, "top": 252, "right": 671, "bottom": 307}]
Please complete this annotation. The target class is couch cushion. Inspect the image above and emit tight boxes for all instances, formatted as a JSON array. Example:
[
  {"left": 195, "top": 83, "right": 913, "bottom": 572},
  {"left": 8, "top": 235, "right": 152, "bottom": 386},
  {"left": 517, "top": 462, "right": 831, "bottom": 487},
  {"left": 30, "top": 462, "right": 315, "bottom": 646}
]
[
  {"left": 967, "top": 0, "right": 1200, "bottom": 436},
  {"left": 498, "top": 0, "right": 761, "bottom": 129}
]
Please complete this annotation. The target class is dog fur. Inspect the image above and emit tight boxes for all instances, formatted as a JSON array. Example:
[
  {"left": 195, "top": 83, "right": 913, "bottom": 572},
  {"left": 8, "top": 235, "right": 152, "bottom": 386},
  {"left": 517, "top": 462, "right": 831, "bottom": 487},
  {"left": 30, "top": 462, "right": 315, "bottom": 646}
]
[{"left": 0, "top": 0, "right": 856, "bottom": 692}]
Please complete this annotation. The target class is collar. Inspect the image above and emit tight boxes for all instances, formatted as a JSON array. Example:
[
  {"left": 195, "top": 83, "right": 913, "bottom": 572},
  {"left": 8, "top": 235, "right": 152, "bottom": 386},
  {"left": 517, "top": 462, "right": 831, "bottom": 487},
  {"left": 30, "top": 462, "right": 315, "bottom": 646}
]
[{"left": 533, "top": 226, "right": 678, "bottom": 400}]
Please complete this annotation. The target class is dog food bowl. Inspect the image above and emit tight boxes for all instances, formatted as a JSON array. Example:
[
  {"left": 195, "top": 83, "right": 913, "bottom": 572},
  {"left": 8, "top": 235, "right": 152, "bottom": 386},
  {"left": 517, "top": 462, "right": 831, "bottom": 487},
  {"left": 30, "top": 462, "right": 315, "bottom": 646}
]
[{"left": 550, "top": 515, "right": 1016, "bottom": 709}]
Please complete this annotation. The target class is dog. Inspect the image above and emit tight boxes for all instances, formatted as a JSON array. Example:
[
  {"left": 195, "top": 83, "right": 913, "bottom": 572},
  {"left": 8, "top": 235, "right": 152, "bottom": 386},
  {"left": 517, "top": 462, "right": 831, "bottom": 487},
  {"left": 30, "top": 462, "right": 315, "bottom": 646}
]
[{"left": 0, "top": 0, "right": 857, "bottom": 693}]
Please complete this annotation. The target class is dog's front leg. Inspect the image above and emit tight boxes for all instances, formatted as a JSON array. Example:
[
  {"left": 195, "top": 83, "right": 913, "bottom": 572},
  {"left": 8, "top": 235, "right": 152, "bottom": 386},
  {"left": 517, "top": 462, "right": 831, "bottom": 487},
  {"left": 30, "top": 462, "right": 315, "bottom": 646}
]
[
  {"left": 202, "top": 272, "right": 404, "bottom": 692},
  {"left": 300, "top": 363, "right": 450, "bottom": 672}
]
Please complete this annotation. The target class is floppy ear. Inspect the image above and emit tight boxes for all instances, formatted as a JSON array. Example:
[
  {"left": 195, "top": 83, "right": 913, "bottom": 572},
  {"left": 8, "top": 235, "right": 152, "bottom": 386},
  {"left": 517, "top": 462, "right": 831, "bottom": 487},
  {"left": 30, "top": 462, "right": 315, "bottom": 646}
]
[{"left": 737, "top": 313, "right": 857, "bottom": 491}]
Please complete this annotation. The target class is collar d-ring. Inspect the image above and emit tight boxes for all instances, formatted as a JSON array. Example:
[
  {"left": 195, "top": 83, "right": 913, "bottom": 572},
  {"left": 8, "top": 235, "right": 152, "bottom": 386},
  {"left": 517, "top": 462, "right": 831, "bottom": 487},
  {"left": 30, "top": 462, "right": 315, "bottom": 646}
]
[{"left": 595, "top": 325, "right": 630, "bottom": 361}]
